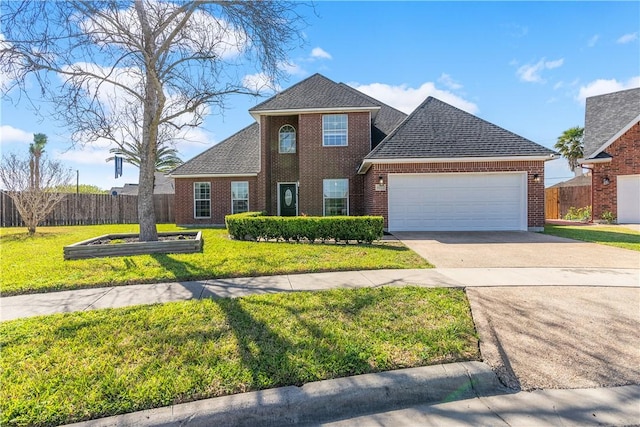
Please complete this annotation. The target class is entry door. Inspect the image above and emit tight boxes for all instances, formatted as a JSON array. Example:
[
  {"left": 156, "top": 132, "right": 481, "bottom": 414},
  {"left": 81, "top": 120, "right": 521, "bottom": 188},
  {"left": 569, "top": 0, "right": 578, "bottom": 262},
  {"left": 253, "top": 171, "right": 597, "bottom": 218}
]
[{"left": 279, "top": 183, "right": 297, "bottom": 216}]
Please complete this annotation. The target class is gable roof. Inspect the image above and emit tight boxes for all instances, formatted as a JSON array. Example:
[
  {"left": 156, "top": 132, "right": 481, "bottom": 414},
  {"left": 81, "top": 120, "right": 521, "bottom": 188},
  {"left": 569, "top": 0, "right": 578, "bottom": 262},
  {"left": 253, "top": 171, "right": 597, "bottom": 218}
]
[
  {"left": 583, "top": 87, "right": 640, "bottom": 159},
  {"left": 337, "top": 82, "right": 407, "bottom": 147},
  {"left": 364, "top": 97, "right": 556, "bottom": 162},
  {"left": 249, "top": 73, "right": 381, "bottom": 115},
  {"left": 170, "top": 123, "right": 259, "bottom": 176}
]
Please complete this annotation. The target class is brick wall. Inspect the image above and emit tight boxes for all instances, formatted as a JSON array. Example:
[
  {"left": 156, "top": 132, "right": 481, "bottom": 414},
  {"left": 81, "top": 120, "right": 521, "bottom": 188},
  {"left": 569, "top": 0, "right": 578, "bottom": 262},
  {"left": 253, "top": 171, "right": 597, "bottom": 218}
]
[
  {"left": 297, "top": 112, "right": 371, "bottom": 216},
  {"left": 174, "top": 176, "right": 258, "bottom": 225},
  {"left": 591, "top": 122, "right": 640, "bottom": 220},
  {"left": 364, "top": 161, "right": 546, "bottom": 229},
  {"left": 256, "top": 111, "right": 371, "bottom": 216}
]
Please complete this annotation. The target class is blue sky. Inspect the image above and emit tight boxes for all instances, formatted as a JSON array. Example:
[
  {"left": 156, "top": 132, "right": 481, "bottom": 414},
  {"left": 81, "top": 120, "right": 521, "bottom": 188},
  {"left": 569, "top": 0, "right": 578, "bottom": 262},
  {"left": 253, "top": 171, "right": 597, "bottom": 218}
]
[{"left": 1, "top": 1, "right": 639, "bottom": 189}]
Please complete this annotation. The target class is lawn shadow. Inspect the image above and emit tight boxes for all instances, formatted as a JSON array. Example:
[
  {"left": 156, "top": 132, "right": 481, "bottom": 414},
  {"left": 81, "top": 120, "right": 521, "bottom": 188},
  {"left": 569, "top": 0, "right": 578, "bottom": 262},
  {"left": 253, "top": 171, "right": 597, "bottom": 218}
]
[{"left": 214, "top": 291, "right": 379, "bottom": 390}]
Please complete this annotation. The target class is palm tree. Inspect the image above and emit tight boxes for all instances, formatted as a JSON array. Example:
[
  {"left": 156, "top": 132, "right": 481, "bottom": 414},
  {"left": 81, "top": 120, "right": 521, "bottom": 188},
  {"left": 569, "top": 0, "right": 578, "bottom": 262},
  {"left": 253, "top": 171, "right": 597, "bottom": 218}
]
[
  {"left": 106, "top": 140, "right": 183, "bottom": 172},
  {"left": 554, "top": 126, "right": 584, "bottom": 173},
  {"left": 29, "top": 133, "right": 47, "bottom": 189}
]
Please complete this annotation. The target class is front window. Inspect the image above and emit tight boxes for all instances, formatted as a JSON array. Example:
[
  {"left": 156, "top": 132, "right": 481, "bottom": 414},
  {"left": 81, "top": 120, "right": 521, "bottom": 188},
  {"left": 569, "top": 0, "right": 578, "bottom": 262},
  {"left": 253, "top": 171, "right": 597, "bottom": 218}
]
[
  {"left": 322, "top": 114, "right": 348, "bottom": 146},
  {"left": 279, "top": 125, "right": 296, "bottom": 153},
  {"left": 194, "top": 182, "right": 211, "bottom": 218},
  {"left": 323, "top": 179, "right": 348, "bottom": 216},
  {"left": 231, "top": 181, "right": 249, "bottom": 214}
]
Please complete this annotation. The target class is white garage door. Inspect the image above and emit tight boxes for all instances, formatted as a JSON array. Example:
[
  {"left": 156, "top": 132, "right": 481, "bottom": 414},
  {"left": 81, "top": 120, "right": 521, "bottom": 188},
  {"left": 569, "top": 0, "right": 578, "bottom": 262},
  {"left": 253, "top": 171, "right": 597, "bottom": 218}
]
[
  {"left": 617, "top": 175, "right": 640, "bottom": 223},
  {"left": 388, "top": 172, "right": 527, "bottom": 231}
]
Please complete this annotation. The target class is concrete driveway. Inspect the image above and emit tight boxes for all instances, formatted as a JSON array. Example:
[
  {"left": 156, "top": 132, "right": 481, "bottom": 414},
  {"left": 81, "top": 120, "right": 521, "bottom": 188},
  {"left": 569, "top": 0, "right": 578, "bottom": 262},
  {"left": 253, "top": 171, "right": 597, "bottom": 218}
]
[
  {"left": 393, "top": 231, "right": 640, "bottom": 268},
  {"left": 394, "top": 231, "right": 640, "bottom": 391}
]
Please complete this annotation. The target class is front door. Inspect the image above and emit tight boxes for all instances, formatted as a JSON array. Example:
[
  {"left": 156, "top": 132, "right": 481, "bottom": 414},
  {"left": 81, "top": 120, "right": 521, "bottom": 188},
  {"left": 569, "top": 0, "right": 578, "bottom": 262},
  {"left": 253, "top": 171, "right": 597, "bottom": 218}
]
[{"left": 279, "top": 183, "right": 297, "bottom": 216}]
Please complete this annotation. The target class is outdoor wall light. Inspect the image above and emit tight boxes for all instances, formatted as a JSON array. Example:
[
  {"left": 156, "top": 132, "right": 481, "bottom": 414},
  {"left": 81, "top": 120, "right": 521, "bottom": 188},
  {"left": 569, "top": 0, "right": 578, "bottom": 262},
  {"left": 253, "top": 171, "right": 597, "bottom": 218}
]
[
  {"left": 603, "top": 176, "right": 610, "bottom": 186},
  {"left": 533, "top": 174, "right": 541, "bottom": 183},
  {"left": 378, "top": 175, "right": 384, "bottom": 185}
]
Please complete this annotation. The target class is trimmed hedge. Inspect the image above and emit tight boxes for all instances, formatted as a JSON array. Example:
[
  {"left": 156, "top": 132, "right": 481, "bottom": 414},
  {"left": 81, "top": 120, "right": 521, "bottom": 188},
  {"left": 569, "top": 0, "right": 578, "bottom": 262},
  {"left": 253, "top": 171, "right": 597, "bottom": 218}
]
[{"left": 225, "top": 212, "right": 384, "bottom": 244}]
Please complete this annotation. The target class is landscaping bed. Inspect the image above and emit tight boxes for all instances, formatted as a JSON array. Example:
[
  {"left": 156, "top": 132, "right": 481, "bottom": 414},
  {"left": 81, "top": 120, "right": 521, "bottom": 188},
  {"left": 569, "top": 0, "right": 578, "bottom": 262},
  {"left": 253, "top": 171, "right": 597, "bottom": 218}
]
[
  {"left": 63, "top": 231, "right": 202, "bottom": 260},
  {"left": 0, "top": 286, "right": 479, "bottom": 427}
]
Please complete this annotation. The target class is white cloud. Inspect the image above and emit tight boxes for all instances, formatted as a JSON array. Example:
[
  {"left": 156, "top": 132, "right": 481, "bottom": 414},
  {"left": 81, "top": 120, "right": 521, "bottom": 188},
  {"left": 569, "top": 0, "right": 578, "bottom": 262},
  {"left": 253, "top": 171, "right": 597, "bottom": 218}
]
[
  {"left": 587, "top": 34, "right": 600, "bottom": 47},
  {"left": 617, "top": 32, "right": 638, "bottom": 44},
  {"left": 0, "top": 125, "right": 33, "bottom": 145},
  {"left": 55, "top": 147, "right": 112, "bottom": 165},
  {"left": 242, "top": 72, "right": 280, "bottom": 94},
  {"left": 437, "top": 73, "right": 463, "bottom": 90},
  {"left": 553, "top": 81, "right": 564, "bottom": 90},
  {"left": 279, "top": 61, "right": 306, "bottom": 77},
  {"left": 577, "top": 76, "right": 640, "bottom": 101},
  {"left": 350, "top": 81, "right": 478, "bottom": 115},
  {"left": 516, "top": 58, "right": 564, "bottom": 83},
  {"left": 310, "top": 47, "right": 332, "bottom": 60}
]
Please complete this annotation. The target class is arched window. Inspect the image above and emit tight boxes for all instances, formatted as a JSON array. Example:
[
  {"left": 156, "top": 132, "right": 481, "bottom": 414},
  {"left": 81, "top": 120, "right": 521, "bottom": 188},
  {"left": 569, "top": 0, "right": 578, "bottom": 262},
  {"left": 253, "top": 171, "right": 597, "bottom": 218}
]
[{"left": 279, "top": 125, "right": 296, "bottom": 153}]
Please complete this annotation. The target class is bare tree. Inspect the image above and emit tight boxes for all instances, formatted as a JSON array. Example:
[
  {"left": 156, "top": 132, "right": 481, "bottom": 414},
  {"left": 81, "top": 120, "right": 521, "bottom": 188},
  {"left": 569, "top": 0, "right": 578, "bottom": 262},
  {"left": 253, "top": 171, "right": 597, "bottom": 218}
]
[
  {"left": 1, "top": 1, "right": 305, "bottom": 241},
  {"left": 0, "top": 152, "right": 74, "bottom": 235}
]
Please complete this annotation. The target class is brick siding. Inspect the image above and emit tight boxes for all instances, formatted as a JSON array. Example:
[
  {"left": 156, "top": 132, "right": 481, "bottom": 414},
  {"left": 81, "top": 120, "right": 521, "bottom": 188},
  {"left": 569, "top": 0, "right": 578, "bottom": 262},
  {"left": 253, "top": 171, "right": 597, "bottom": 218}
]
[
  {"left": 174, "top": 176, "right": 258, "bottom": 225},
  {"left": 591, "top": 122, "right": 640, "bottom": 220}
]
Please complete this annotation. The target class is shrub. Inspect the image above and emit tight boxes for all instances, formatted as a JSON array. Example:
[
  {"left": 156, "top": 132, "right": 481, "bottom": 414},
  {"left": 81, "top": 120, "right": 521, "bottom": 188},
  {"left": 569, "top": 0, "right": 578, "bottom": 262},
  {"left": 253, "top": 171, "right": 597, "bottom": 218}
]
[
  {"left": 600, "top": 210, "right": 616, "bottom": 224},
  {"left": 225, "top": 213, "right": 384, "bottom": 244},
  {"left": 564, "top": 206, "right": 591, "bottom": 222}
]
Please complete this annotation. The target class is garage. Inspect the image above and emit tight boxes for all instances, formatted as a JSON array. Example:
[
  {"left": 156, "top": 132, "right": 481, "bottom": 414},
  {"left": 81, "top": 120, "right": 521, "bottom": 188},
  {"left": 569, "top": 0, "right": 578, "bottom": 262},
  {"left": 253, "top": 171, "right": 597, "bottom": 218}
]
[
  {"left": 388, "top": 172, "right": 527, "bottom": 231},
  {"left": 617, "top": 175, "right": 640, "bottom": 223}
]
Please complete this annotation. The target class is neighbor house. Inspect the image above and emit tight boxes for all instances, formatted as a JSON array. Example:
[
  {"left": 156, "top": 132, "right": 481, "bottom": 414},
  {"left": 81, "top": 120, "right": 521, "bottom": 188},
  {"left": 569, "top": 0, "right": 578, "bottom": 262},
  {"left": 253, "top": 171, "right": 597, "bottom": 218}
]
[
  {"left": 171, "top": 74, "right": 556, "bottom": 231},
  {"left": 579, "top": 87, "right": 640, "bottom": 223},
  {"left": 109, "top": 172, "right": 175, "bottom": 196}
]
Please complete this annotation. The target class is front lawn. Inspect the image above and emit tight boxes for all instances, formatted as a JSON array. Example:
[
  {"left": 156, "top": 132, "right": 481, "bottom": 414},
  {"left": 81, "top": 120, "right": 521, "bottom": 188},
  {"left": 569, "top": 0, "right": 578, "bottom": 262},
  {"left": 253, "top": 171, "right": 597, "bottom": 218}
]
[
  {"left": 0, "top": 287, "right": 479, "bottom": 427},
  {"left": 0, "top": 224, "right": 430, "bottom": 295},
  {"left": 544, "top": 224, "right": 640, "bottom": 251}
]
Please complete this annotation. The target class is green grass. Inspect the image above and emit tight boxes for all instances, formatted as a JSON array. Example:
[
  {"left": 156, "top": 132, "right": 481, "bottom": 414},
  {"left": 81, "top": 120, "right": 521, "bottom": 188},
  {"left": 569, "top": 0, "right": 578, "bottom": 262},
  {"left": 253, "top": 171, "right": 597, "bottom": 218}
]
[
  {"left": 0, "top": 287, "right": 479, "bottom": 427},
  {"left": 544, "top": 224, "right": 640, "bottom": 251},
  {"left": 0, "top": 224, "right": 430, "bottom": 296}
]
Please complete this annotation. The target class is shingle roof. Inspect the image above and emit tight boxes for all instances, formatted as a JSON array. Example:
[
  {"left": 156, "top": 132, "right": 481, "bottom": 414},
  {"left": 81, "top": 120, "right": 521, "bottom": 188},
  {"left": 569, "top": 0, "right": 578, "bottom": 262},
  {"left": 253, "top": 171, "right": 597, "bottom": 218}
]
[
  {"left": 337, "top": 83, "right": 407, "bottom": 147},
  {"left": 170, "top": 123, "right": 259, "bottom": 175},
  {"left": 250, "top": 73, "right": 381, "bottom": 112},
  {"left": 548, "top": 174, "right": 591, "bottom": 188},
  {"left": 366, "top": 97, "right": 555, "bottom": 159},
  {"left": 583, "top": 87, "right": 640, "bottom": 159}
]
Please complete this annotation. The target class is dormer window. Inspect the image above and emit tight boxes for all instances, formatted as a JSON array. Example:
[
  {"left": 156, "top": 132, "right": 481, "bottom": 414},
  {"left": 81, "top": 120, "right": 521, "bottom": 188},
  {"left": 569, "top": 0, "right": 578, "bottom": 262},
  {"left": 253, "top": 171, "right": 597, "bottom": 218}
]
[{"left": 279, "top": 124, "right": 296, "bottom": 153}]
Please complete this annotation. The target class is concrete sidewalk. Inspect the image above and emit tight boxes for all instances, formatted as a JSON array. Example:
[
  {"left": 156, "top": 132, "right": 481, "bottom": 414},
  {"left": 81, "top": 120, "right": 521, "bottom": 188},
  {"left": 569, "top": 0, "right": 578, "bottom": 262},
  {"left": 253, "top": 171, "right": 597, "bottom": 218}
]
[{"left": 2, "top": 267, "right": 639, "bottom": 321}]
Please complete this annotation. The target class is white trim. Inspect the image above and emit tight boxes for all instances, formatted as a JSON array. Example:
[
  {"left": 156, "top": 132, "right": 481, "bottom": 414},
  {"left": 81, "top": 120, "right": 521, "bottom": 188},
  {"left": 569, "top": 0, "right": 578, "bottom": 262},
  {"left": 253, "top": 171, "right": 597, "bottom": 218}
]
[
  {"left": 193, "top": 182, "right": 211, "bottom": 219},
  {"left": 585, "top": 114, "right": 640, "bottom": 160},
  {"left": 250, "top": 106, "right": 380, "bottom": 121},
  {"left": 578, "top": 157, "right": 613, "bottom": 166},
  {"left": 322, "top": 178, "right": 349, "bottom": 216},
  {"left": 358, "top": 155, "right": 557, "bottom": 174},
  {"left": 278, "top": 124, "right": 296, "bottom": 154},
  {"left": 231, "top": 181, "right": 249, "bottom": 214},
  {"left": 170, "top": 173, "right": 257, "bottom": 179},
  {"left": 322, "top": 114, "right": 349, "bottom": 147},
  {"left": 277, "top": 182, "right": 299, "bottom": 216}
]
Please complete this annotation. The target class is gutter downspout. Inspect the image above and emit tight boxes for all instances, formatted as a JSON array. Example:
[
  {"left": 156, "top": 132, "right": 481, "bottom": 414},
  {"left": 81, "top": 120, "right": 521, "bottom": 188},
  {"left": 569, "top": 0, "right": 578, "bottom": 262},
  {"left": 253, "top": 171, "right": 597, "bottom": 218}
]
[{"left": 581, "top": 165, "right": 595, "bottom": 223}]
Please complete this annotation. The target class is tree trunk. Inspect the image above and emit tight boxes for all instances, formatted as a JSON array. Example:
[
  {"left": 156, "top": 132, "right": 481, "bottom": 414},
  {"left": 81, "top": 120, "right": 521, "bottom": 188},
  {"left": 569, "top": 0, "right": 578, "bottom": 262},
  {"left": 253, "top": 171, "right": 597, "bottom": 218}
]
[{"left": 138, "top": 157, "right": 157, "bottom": 241}]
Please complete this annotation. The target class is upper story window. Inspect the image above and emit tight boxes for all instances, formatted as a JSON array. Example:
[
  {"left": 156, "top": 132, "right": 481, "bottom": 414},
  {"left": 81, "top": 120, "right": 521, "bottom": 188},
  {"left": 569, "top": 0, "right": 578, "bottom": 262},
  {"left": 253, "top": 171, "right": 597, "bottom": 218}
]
[
  {"left": 322, "top": 114, "right": 348, "bottom": 146},
  {"left": 231, "top": 181, "right": 249, "bottom": 214},
  {"left": 194, "top": 182, "right": 211, "bottom": 218},
  {"left": 279, "top": 125, "right": 296, "bottom": 153}
]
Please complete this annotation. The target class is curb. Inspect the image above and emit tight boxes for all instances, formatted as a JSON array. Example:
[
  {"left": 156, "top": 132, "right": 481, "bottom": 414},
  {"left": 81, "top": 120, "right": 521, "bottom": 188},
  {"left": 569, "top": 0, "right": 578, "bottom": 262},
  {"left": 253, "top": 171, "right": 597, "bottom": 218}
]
[{"left": 66, "top": 361, "right": 507, "bottom": 427}]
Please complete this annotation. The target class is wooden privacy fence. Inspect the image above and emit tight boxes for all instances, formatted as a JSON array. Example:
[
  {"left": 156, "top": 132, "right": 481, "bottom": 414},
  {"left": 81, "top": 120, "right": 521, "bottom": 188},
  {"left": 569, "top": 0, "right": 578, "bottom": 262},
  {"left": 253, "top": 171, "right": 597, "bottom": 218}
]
[
  {"left": 545, "top": 186, "right": 591, "bottom": 219},
  {"left": 0, "top": 192, "right": 174, "bottom": 227}
]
